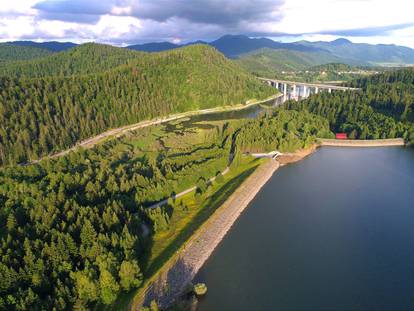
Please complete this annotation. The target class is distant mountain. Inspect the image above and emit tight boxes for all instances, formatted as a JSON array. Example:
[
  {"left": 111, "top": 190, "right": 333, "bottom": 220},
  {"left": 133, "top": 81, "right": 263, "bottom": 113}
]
[
  {"left": 127, "top": 42, "right": 180, "bottom": 52},
  {"left": 298, "top": 39, "right": 414, "bottom": 65},
  {"left": 0, "top": 43, "right": 52, "bottom": 62},
  {"left": 6, "top": 34, "right": 414, "bottom": 70},
  {"left": 208, "top": 35, "right": 318, "bottom": 58},
  {"left": 0, "top": 43, "right": 144, "bottom": 78},
  {"left": 236, "top": 48, "right": 343, "bottom": 75},
  {"left": 128, "top": 35, "right": 414, "bottom": 70},
  {"left": 7, "top": 41, "right": 77, "bottom": 52},
  {"left": 126, "top": 35, "right": 318, "bottom": 58}
]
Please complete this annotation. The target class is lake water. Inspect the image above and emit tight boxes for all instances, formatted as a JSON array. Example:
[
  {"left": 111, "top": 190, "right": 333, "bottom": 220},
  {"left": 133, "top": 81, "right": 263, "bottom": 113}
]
[
  {"left": 196, "top": 147, "right": 414, "bottom": 311},
  {"left": 165, "top": 97, "right": 283, "bottom": 133}
]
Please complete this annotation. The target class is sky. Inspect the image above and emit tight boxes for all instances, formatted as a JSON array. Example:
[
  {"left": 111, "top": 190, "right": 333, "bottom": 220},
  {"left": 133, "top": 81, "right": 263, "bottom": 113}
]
[{"left": 0, "top": 0, "right": 413, "bottom": 47}]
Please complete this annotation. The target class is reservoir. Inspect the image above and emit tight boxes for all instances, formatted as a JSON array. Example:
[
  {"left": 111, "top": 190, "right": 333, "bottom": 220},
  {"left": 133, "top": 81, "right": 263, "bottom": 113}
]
[{"left": 196, "top": 147, "right": 414, "bottom": 311}]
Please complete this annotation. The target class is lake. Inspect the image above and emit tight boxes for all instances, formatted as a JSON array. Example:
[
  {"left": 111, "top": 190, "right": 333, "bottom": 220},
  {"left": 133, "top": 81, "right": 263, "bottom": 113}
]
[
  {"left": 164, "top": 97, "right": 284, "bottom": 133},
  {"left": 196, "top": 147, "right": 414, "bottom": 311}
]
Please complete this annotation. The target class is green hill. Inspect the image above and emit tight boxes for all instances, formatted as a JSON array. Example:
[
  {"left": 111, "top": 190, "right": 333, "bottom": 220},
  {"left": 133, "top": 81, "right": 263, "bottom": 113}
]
[
  {"left": 6, "top": 40, "right": 77, "bottom": 52},
  {"left": 0, "top": 43, "right": 52, "bottom": 63},
  {"left": 0, "top": 44, "right": 274, "bottom": 165},
  {"left": 286, "top": 68, "right": 414, "bottom": 143},
  {"left": 0, "top": 43, "right": 144, "bottom": 78},
  {"left": 236, "top": 48, "right": 342, "bottom": 75},
  {"left": 299, "top": 38, "right": 414, "bottom": 66}
]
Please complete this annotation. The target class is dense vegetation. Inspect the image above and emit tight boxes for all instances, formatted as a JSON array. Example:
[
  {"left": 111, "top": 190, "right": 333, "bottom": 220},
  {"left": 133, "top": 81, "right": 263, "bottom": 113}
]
[
  {"left": 0, "top": 44, "right": 274, "bottom": 166},
  {"left": 6, "top": 41, "right": 77, "bottom": 53},
  {"left": 0, "top": 44, "right": 143, "bottom": 78},
  {"left": 2, "top": 39, "right": 414, "bottom": 311},
  {"left": 235, "top": 110, "right": 332, "bottom": 153},
  {"left": 285, "top": 68, "right": 414, "bottom": 143},
  {"left": 0, "top": 44, "right": 52, "bottom": 63},
  {"left": 236, "top": 48, "right": 340, "bottom": 75},
  {"left": 0, "top": 109, "right": 327, "bottom": 309}
]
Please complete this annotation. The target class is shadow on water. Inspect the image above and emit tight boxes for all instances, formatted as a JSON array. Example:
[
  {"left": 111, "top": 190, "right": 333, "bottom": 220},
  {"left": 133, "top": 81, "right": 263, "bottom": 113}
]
[
  {"left": 164, "top": 103, "right": 275, "bottom": 133},
  {"left": 144, "top": 165, "right": 259, "bottom": 278}
]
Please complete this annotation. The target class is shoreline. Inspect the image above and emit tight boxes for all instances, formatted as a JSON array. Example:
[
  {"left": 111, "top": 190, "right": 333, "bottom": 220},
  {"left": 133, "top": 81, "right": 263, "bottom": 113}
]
[
  {"left": 131, "top": 147, "right": 315, "bottom": 310},
  {"left": 130, "top": 140, "right": 401, "bottom": 310},
  {"left": 319, "top": 138, "right": 405, "bottom": 147}
]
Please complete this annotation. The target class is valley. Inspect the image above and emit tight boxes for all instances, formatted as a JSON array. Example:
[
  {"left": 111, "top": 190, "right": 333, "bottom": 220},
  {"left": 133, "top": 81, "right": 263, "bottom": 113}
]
[{"left": 0, "top": 32, "right": 414, "bottom": 311}]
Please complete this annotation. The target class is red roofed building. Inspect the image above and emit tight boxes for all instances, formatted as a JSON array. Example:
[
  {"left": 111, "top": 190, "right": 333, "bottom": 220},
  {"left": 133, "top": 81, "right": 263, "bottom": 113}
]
[{"left": 336, "top": 133, "right": 347, "bottom": 139}]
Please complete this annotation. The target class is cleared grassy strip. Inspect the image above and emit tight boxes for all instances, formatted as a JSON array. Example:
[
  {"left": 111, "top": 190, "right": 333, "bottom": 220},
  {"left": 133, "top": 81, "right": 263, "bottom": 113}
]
[{"left": 114, "top": 156, "right": 263, "bottom": 310}]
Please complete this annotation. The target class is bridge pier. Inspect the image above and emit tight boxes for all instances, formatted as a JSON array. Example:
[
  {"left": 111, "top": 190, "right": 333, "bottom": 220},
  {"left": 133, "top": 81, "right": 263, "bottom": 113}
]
[
  {"left": 292, "top": 84, "right": 297, "bottom": 100},
  {"left": 259, "top": 78, "right": 360, "bottom": 102}
]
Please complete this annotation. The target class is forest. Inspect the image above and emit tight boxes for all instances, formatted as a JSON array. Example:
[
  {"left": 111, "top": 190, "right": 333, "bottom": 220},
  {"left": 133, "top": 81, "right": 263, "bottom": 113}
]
[
  {"left": 1, "top": 39, "right": 414, "bottom": 310},
  {"left": 285, "top": 68, "right": 414, "bottom": 143},
  {"left": 0, "top": 109, "right": 329, "bottom": 310},
  {"left": 0, "top": 44, "right": 52, "bottom": 63},
  {"left": 0, "top": 44, "right": 274, "bottom": 166},
  {"left": 0, "top": 44, "right": 143, "bottom": 78}
]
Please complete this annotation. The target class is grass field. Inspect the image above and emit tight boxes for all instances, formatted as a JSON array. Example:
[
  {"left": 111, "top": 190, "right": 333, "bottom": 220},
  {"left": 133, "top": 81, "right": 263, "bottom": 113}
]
[{"left": 114, "top": 156, "right": 263, "bottom": 311}]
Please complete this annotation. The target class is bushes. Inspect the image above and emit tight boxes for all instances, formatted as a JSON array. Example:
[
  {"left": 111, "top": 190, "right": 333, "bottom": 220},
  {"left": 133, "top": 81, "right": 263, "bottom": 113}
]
[{"left": 235, "top": 110, "right": 332, "bottom": 153}]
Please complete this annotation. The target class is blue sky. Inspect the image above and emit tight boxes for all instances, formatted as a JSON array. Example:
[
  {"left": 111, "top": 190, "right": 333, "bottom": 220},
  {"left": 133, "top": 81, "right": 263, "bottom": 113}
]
[{"left": 0, "top": 0, "right": 413, "bottom": 47}]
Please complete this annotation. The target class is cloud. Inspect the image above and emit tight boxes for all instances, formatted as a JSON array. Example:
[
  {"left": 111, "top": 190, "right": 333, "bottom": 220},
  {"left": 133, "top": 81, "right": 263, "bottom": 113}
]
[
  {"left": 0, "top": 0, "right": 413, "bottom": 48},
  {"left": 33, "top": 0, "right": 132, "bottom": 23},
  {"left": 25, "top": 0, "right": 286, "bottom": 44},
  {"left": 32, "top": 0, "right": 285, "bottom": 26},
  {"left": 131, "top": 0, "right": 284, "bottom": 26}
]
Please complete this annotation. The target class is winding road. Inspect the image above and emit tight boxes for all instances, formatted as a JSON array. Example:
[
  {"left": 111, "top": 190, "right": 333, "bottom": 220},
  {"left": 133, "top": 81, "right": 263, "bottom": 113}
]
[{"left": 26, "top": 94, "right": 281, "bottom": 165}]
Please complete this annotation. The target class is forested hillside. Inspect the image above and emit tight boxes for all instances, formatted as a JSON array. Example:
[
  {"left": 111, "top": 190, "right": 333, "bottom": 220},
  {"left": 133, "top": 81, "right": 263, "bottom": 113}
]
[
  {"left": 236, "top": 48, "right": 341, "bottom": 75},
  {"left": 285, "top": 68, "right": 414, "bottom": 143},
  {"left": 0, "top": 43, "right": 143, "bottom": 78},
  {"left": 0, "top": 44, "right": 274, "bottom": 165},
  {"left": 235, "top": 110, "right": 333, "bottom": 153},
  {"left": 298, "top": 38, "right": 414, "bottom": 65},
  {"left": 6, "top": 41, "right": 77, "bottom": 52},
  {"left": 0, "top": 109, "right": 332, "bottom": 310},
  {"left": 0, "top": 44, "right": 52, "bottom": 63}
]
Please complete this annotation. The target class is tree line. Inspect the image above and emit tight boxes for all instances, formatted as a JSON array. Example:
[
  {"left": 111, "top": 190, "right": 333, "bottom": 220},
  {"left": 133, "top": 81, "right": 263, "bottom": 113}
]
[
  {"left": 0, "top": 44, "right": 274, "bottom": 166},
  {"left": 285, "top": 68, "right": 414, "bottom": 144},
  {"left": 0, "top": 109, "right": 329, "bottom": 309}
]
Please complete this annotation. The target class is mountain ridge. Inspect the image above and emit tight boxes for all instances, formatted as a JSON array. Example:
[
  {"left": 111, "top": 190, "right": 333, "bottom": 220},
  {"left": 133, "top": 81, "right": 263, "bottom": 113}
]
[{"left": 5, "top": 34, "right": 414, "bottom": 69}]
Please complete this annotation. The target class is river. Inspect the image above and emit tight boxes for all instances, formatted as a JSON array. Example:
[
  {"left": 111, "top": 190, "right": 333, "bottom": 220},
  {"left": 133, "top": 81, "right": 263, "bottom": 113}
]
[
  {"left": 195, "top": 147, "right": 414, "bottom": 311},
  {"left": 164, "top": 97, "right": 282, "bottom": 133}
]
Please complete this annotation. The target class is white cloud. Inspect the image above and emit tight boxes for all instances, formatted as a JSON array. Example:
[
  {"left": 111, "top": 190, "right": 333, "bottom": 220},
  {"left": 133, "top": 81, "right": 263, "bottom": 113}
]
[
  {"left": 276, "top": 0, "right": 414, "bottom": 34},
  {"left": 0, "top": 0, "right": 412, "bottom": 47}
]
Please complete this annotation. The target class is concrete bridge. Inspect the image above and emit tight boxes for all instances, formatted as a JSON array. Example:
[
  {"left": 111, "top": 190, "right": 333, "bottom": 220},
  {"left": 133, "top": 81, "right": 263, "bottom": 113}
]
[
  {"left": 259, "top": 77, "right": 360, "bottom": 102},
  {"left": 248, "top": 151, "right": 283, "bottom": 159}
]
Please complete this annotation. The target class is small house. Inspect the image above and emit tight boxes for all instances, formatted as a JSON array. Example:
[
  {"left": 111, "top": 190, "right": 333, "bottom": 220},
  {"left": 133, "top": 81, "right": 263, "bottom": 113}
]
[{"left": 335, "top": 133, "right": 347, "bottom": 139}]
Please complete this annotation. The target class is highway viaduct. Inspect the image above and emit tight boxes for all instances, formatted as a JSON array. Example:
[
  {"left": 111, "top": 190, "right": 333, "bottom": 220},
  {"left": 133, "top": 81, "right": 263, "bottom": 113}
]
[{"left": 258, "top": 77, "right": 360, "bottom": 102}]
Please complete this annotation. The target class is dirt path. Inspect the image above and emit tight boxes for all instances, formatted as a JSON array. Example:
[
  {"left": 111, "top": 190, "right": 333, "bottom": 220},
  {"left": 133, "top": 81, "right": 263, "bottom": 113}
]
[
  {"left": 27, "top": 94, "right": 281, "bottom": 165},
  {"left": 132, "top": 159, "right": 280, "bottom": 310},
  {"left": 130, "top": 146, "right": 318, "bottom": 310}
]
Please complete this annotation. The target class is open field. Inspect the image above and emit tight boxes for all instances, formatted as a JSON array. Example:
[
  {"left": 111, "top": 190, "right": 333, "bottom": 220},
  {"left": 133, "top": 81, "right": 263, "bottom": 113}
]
[{"left": 114, "top": 156, "right": 264, "bottom": 310}]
